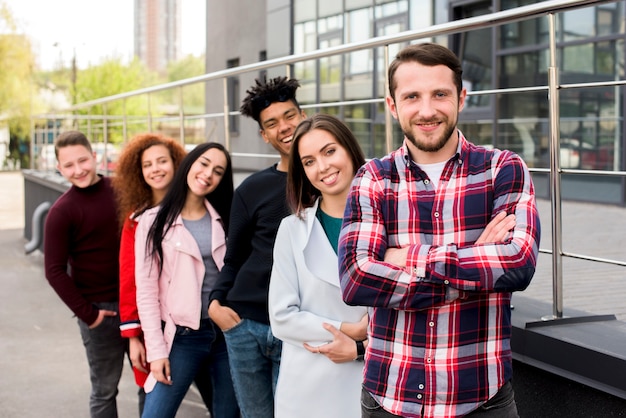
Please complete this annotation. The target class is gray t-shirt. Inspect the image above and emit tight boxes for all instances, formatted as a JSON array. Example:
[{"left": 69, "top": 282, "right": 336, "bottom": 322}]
[{"left": 182, "top": 211, "right": 220, "bottom": 319}]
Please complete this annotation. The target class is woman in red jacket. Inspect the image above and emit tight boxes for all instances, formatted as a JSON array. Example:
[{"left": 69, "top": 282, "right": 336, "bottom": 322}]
[{"left": 112, "top": 134, "right": 212, "bottom": 413}]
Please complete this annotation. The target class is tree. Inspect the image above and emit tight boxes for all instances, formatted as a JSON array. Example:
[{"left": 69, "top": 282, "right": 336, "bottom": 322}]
[
  {"left": 0, "top": 2, "right": 36, "bottom": 168},
  {"left": 72, "top": 57, "right": 160, "bottom": 144},
  {"left": 166, "top": 54, "right": 206, "bottom": 113}
]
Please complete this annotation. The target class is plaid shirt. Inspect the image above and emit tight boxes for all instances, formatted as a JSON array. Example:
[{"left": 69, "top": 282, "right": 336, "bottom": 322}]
[{"left": 338, "top": 132, "right": 540, "bottom": 418}]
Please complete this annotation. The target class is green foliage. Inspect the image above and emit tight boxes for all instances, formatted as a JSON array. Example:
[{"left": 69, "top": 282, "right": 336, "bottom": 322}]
[
  {"left": 72, "top": 57, "right": 160, "bottom": 143},
  {"left": 165, "top": 54, "right": 206, "bottom": 113},
  {"left": 0, "top": 2, "right": 35, "bottom": 140}
]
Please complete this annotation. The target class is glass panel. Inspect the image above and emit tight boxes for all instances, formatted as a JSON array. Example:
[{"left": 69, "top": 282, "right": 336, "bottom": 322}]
[
  {"left": 454, "top": 1, "right": 492, "bottom": 108},
  {"left": 562, "top": 44, "right": 594, "bottom": 75},
  {"left": 347, "top": 8, "right": 373, "bottom": 76},
  {"left": 562, "top": 9, "right": 595, "bottom": 41},
  {"left": 500, "top": 52, "right": 547, "bottom": 89}
]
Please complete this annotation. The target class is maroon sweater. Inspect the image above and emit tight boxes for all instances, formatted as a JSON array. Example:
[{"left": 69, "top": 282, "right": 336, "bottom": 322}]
[{"left": 44, "top": 176, "right": 120, "bottom": 325}]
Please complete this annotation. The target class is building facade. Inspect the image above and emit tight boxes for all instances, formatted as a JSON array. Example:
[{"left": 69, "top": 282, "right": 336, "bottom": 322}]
[
  {"left": 134, "top": 0, "right": 181, "bottom": 73},
  {"left": 205, "top": 0, "right": 625, "bottom": 203}
]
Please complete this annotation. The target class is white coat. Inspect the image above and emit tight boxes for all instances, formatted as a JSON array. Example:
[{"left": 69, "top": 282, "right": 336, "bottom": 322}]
[{"left": 269, "top": 200, "right": 367, "bottom": 418}]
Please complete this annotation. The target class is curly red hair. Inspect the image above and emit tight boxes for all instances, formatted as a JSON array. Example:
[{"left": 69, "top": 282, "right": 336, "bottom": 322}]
[{"left": 112, "top": 133, "right": 187, "bottom": 226}]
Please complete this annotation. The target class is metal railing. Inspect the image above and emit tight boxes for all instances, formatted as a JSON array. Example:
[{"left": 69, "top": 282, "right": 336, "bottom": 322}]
[{"left": 30, "top": 0, "right": 625, "bottom": 321}]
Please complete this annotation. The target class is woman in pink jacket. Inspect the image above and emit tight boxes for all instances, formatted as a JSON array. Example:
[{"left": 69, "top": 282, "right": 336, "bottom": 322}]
[{"left": 134, "top": 142, "right": 238, "bottom": 418}]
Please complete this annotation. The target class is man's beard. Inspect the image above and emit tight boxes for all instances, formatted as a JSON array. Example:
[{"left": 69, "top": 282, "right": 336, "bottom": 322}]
[{"left": 402, "top": 120, "right": 456, "bottom": 153}]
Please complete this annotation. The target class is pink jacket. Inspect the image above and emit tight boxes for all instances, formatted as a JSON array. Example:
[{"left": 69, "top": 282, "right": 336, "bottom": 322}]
[{"left": 134, "top": 201, "right": 226, "bottom": 392}]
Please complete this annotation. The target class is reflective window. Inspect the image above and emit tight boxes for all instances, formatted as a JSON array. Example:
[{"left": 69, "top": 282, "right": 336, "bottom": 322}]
[{"left": 453, "top": 1, "right": 492, "bottom": 108}]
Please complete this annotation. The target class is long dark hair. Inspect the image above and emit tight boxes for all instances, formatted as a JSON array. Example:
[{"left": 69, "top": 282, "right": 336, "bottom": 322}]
[
  {"left": 146, "top": 142, "right": 234, "bottom": 277},
  {"left": 287, "top": 114, "right": 365, "bottom": 217}
]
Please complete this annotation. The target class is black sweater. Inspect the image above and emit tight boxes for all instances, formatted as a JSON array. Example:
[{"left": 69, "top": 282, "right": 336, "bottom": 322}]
[{"left": 210, "top": 165, "right": 290, "bottom": 324}]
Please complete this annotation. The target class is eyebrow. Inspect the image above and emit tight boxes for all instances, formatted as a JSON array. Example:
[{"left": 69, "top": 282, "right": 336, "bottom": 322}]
[
  {"left": 199, "top": 155, "right": 226, "bottom": 171},
  {"left": 261, "top": 106, "right": 298, "bottom": 126},
  {"left": 300, "top": 141, "right": 336, "bottom": 160}
]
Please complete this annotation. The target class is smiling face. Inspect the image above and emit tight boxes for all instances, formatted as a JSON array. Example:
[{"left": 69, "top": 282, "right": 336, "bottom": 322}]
[
  {"left": 387, "top": 61, "right": 466, "bottom": 164},
  {"left": 141, "top": 144, "right": 175, "bottom": 196},
  {"left": 298, "top": 128, "right": 354, "bottom": 200},
  {"left": 56, "top": 145, "right": 99, "bottom": 188},
  {"left": 259, "top": 100, "right": 306, "bottom": 168},
  {"left": 186, "top": 147, "right": 228, "bottom": 198}
]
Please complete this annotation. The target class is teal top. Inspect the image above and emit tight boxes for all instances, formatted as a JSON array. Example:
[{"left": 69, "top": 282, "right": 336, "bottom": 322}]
[{"left": 315, "top": 206, "right": 343, "bottom": 254}]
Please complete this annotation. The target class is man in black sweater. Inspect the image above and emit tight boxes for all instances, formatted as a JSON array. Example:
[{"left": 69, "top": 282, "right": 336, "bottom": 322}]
[{"left": 209, "top": 76, "right": 306, "bottom": 418}]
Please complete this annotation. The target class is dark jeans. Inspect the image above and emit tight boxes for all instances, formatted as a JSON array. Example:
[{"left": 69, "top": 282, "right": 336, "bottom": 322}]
[
  {"left": 361, "top": 381, "right": 519, "bottom": 418},
  {"left": 141, "top": 320, "right": 238, "bottom": 418},
  {"left": 222, "top": 318, "right": 282, "bottom": 418},
  {"left": 77, "top": 302, "right": 127, "bottom": 418}
]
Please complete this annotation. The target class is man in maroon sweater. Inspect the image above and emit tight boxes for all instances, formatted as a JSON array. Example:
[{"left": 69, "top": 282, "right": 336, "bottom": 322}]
[{"left": 44, "top": 131, "right": 129, "bottom": 418}]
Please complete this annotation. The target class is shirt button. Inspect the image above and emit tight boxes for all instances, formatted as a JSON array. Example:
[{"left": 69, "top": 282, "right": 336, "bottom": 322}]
[
  {"left": 434, "top": 212, "right": 439, "bottom": 218},
  {"left": 444, "top": 280, "right": 450, "bottom": 285},
  {"left": 417, "top": 394, "right": 423, "bottom": 399},
  {"left": 428, "top": 321, "right": 435, "bottom": 327},
  {"left": 424, "top": 179, "right": 430, "bottom": 185},
  {"left": 419, "top": 384, "right": 425, "bottom": 390},
  {"left": 458, "top": 159, "right": 463, "bottom": 165},
  {"left": 426, "top": 357, "right": 432, "bottom": 363}
]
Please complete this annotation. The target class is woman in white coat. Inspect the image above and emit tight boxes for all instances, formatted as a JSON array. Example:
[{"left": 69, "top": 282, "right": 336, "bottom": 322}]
[{"left": 269, "top": 114, "right": 368, "bottom": 418}]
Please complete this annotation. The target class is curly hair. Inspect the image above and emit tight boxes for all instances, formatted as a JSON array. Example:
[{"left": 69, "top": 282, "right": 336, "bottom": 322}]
[
  {"left": 112, "top": 133, "right": 187, "bottom": 226},
  {"left": 240, "top": 76, "right": 301, "bottom": 125}
]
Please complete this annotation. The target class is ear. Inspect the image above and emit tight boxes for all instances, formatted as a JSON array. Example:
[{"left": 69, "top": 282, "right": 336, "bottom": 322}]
[
  {"left": 260, "top": 129, "right": 269, "bottom": 144},
  {"left": 458, "top": 88, "right": 467, "bottom": 113},
  {"left": 386, "top": 96, "right": 399, "bottom": 120}
]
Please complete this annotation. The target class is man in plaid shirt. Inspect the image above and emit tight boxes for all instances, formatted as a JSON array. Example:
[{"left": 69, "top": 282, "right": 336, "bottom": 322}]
[{"left": 338, "top": 43, "right": 540, "bottom": 417}]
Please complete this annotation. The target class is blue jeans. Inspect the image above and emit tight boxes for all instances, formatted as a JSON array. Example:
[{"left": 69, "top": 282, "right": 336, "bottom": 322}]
[
  {"left": 77, "top": 302, "right": 127, "bottom": 418},
  {"left": 141, "top": 320, "right": 238, "bottom": 418},
  {"left": 223, "top": 318, "right": 282, "bottom": 418}
]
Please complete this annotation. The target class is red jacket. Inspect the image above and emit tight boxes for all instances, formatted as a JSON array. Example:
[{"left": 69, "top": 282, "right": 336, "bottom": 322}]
[{"left": 119, "top": 215, "right": 149, "bottom": 386}]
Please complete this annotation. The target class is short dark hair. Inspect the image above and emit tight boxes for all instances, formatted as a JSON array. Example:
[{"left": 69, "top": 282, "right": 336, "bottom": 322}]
[
  {"left": 240, "top": 76, "right": 301, "bottom": 126},
  {"left": 54, "top": 131, "right": 92, "bottom": 158},
  {"left": 388, "top": 43, "right": 463, "bottom": 100},
  {"left": 287, "top": 114, "right": 366, "bottom": 217}
]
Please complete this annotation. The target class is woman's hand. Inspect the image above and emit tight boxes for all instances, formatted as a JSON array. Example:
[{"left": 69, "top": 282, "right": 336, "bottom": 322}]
[
  {"left": 129, "top": 336, "right": 148, "bottom": 374},
  {"left": 150, "top": 358, "right": 172, "bottom": 385},
  {"left": 208, "top": 300, "right": 241, "bottom": 331},
  {"left": 340, "top": 314, "right": 368, "bottom": 341},
  {"left": 304, "top": 323, "right": 360, "bottom": 364}
]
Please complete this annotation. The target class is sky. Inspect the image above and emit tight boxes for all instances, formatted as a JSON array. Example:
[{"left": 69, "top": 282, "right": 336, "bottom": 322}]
[{"left": 5, "top": 0, "right": 206, "bottom": 70}]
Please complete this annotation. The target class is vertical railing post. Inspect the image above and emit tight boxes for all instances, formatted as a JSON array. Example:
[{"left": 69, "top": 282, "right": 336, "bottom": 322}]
[
  {"left": 223, "top": 78, "right": 231, "bottom": 151},
  {"left": 384, "top": 44, "right": 393, "bottom": 155},
  {"left": 179, "top": 86, "right": 185, "bottom": 145},
  {"left": 547, "top": 13, "right": 564, "bottom": 320}
]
